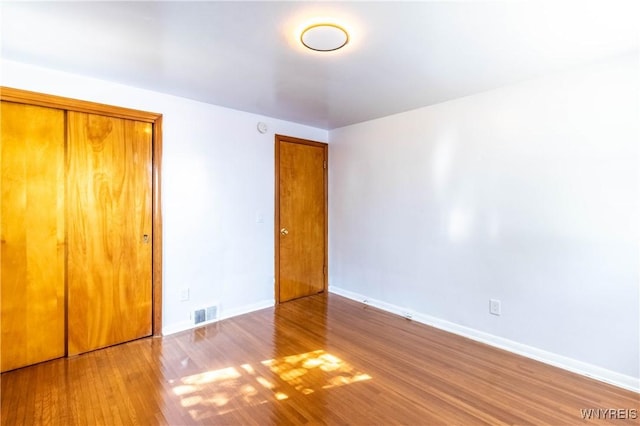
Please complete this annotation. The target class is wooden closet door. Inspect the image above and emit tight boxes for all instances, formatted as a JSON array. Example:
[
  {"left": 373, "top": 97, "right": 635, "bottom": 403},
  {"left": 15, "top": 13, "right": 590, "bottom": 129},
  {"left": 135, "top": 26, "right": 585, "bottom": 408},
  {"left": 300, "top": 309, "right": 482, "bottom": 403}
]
[
  {"left": 1, "top": 102, "right": 66, "bottom": 372},
  {"left": 67, "top": 112, "right": 153, "bottom": 355}
]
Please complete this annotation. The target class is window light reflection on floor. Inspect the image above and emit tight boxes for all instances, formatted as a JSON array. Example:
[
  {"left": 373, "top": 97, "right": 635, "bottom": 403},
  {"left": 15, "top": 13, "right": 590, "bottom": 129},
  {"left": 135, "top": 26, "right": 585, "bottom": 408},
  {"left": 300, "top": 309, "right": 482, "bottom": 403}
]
[
  {"left": 170, "top": 350, "right": 372, "bottom": 421},
  {"left": 262, "top": 349, "right": 372, "bottom": 394}
]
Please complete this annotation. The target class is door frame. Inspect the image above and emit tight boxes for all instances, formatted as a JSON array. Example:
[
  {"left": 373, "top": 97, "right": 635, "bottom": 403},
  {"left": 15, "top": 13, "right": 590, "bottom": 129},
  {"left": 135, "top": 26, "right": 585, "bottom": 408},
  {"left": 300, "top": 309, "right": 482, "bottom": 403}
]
[
  {"left": 1, "top": 87, "right": 164, "bottom": 336},
  {"left": 274, "top": 134, "right": 328, "bottom": 304}
]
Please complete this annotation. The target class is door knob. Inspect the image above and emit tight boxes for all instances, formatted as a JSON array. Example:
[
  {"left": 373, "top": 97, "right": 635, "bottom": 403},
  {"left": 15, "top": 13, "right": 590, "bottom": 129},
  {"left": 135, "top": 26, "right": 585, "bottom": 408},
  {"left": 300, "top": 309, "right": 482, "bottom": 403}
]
[{"left": 280, "top": 228, "right": 289, "bottom": 236}]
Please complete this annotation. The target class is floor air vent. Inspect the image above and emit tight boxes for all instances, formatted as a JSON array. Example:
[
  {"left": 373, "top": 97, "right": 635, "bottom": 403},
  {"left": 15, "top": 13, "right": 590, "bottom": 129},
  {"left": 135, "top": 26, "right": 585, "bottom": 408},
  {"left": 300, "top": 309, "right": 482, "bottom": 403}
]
[
  {"left": 194, "top": 305, "right": 218, "bottom": 325},
  {"left": 194, "top": 309, "right": 206, "bottom": 324},
  {"left": 206, "top": 305, "right": 218, "bottom": 321}
]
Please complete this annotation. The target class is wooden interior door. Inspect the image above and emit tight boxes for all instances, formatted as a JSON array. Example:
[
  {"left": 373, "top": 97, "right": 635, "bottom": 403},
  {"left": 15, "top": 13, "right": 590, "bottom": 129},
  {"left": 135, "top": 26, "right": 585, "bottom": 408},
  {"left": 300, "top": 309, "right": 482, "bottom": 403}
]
[
  {"left": 276, "top": 135, "right": 327, "bottom": 303},
  {"left": 66, "top": 112, "right": 153, "bottom": 355},
  {"left": 1, "top": 101, "right": 66, "bottom": 371}
]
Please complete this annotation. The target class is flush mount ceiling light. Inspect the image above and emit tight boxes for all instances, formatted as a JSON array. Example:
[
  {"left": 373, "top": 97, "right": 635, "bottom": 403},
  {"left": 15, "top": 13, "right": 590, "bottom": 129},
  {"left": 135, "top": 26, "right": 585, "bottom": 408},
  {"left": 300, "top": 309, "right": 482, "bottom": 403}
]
[{"left": 300, "top": 23, "right": 349, "bottom": 52}]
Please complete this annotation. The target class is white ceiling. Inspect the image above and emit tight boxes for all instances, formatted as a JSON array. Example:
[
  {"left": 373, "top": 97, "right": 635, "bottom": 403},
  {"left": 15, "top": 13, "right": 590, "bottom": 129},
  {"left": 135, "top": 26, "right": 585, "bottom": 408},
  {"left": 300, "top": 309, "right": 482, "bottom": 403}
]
[{"left": 1, "top": 1, "right": 638, "bottom": 129}]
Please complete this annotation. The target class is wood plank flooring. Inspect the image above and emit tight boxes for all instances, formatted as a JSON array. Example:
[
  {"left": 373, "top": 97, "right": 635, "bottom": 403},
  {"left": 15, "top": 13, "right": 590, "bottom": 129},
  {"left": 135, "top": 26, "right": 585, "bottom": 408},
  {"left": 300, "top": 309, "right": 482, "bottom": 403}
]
[{"left": 1, "top": 294, "right": 638, "bottom": 425}]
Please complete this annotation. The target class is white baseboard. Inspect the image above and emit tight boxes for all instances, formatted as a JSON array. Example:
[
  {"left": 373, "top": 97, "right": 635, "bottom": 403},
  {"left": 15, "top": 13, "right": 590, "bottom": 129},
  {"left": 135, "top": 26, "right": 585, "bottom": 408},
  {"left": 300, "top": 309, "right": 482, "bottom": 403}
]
[
  {"left": 162, "top": 299, "right": 274, "bottom": 336},
  {"left": 329, "top": 286, "right": 639, "bottom": 393},
  {"left": 220, "top": 299, "right": 274, "bottom": 321}
]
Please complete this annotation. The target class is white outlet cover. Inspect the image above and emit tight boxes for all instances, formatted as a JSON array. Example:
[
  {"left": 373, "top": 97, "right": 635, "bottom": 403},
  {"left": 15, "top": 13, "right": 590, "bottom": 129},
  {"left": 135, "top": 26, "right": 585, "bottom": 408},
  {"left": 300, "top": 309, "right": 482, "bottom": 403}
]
[
  {"left": 490, "top": 299, "right": 501, "bottom": 316},
  {"left": 180, "top": 289, "right": 190, "bottom": 301}
]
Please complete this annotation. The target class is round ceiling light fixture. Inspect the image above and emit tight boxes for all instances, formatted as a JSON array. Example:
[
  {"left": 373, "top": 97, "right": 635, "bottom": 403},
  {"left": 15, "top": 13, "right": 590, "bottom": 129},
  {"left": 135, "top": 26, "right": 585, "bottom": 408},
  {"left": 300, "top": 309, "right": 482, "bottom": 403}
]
[{"left": 300, "top": 23, "right": 349, "bottom": 52}]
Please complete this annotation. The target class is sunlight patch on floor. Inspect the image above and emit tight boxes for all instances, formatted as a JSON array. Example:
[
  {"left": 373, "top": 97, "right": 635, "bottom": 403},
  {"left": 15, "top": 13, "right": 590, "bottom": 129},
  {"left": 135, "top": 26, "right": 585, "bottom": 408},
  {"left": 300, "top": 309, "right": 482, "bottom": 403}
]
[
  {"left": 263, "top": 349, "right": 372, "bottom": 394},
  {"left": 171, "top": 350, "right": 372, "bottom": 421}
]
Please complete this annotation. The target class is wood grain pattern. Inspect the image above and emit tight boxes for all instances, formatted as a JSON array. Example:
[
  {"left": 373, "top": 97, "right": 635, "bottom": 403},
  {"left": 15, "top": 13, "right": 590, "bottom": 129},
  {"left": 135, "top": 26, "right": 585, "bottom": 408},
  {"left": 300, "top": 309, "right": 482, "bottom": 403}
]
[
  {"left": 276, "top": 135, "right": 328, "bottom": 303},
  {"left": 1, "top": 87, "right": 164, "bottom": 339},
  {"left": 152, "top": 116, "right": 163, "bottom": 336},
  {"left": 0, "top": 101, "right": 66, "bottom": 372},
  {"left": 66, "top": 112, "right": 153, "bottom": 355},
  {"left": 0, "top": 86, "right": 159, "bottom": 123},
  {"left": 1, "top": 294, "right": 637, "bottom": 425}
]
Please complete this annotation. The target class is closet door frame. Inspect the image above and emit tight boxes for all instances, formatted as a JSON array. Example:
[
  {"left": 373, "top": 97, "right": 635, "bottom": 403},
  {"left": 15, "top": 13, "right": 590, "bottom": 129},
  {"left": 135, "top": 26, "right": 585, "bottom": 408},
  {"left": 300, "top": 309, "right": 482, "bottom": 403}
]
[{"left": 1, "top": 87, "right": 164, "bottom": 336}]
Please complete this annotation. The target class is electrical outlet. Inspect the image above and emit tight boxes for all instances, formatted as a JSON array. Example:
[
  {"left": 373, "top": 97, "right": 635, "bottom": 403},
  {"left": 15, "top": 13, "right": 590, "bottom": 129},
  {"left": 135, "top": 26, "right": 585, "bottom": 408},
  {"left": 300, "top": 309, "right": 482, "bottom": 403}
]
[
  {"left": 180, "top": 288, "right": 189, "bottom": 302},
  {"left": 490, "top": 299, "right": 501, "bottom": 316}
]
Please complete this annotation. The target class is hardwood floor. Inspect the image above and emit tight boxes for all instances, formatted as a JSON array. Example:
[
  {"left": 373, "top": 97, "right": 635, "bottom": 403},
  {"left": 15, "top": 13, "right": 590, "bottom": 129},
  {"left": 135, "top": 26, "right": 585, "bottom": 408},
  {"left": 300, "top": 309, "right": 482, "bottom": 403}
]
[{"left": 1, "top": 294, "right": 638, "bottom": 425}]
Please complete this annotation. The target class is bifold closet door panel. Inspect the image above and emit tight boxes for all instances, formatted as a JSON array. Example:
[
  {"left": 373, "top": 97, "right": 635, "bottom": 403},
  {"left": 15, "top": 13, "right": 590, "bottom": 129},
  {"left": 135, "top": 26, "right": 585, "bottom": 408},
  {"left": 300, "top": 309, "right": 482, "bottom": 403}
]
[
  {"left": 66, "top": 112, "right": 153, "bottom": 356},
  {"left": 0, "top": 102, "right": 66, "bottom": 372}
]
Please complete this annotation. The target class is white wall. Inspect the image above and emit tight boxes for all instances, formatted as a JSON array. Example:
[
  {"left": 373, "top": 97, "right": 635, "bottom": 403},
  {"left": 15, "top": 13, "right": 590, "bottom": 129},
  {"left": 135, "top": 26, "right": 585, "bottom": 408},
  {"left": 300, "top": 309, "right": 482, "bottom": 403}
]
[
  {"left": 3, "top": 52, "right": 638, "bottom": 387},
  {"left": 329, "top": 52, "right": 639, "bottom": 382},
  {"left": 1, "top": 59, "right": 328, "bottom": 334}
]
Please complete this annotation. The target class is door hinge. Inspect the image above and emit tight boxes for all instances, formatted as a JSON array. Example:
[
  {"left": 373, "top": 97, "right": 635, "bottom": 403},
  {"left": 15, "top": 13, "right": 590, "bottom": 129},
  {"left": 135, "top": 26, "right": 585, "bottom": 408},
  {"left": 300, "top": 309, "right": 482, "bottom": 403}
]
[
  {"left": 323, "top": 265, "right": 327, "bottom": 275},
  {"left": 323, "top": 160, "right": 327, "bottom": 169}
]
